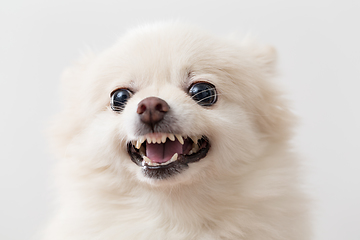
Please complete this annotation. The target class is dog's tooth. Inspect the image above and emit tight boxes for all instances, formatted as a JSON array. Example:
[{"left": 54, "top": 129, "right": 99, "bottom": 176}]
[
  {"left": 157, "top": 153, "right": 179, "bottom": 166},
  {"left": 168, "top": 134, "right": 175, "bottom": 141},
  {"left": 140, "top": 147, "right": 146, "bottom": 157},
  {"left": 139, "top": 136, "right": 146, "bottom": 144},
  {"left": 152, "top": 138, "right": 157, "bottom": 144},
  {"left": 161, "top": 134, "right": 167, "bottom": 143},
  {"left": 151, "top": 161, "right": 160, "bottom": 166},
  {"left": 192, "top": 142, "right": 199, "bottom": 153},
  {"left": 169, "top": 153, "right": 178, "bottom": 163},
  {"left": 190, "top": 136, "right": 199, "bottom": 144},
  {"left": 143, "top": 156, "right": 161, "bottom": 166},
  {"left": 156, "top": 138, "right": 162, "bottom": 144},
  {"left": 135, "top": 140, "right": 142, "bottom": 149},
  {"left": 175, "top": 135, "right": 184, "bottom": 145},
  {"left": 143, "top": 156, "right": 151, "bottom": 164},
  {"left": 146, "top": 138, "right": 151, "bottom": 144}
]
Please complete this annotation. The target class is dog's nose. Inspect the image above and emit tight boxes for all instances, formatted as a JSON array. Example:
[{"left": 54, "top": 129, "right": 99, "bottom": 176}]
[{"left": 137, "top": 97, "right": 170, "bottom": 126}]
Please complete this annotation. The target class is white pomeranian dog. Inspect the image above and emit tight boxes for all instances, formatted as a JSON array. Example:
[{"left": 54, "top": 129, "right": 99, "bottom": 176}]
[{"left": 43, "top": 22, "right": 311, "bottom": 240}]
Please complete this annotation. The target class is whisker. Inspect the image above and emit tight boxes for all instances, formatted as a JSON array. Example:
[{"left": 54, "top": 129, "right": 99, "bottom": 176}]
[
  {"left": 190, "top": 87, "right": 217, "bottom": 100},
  {"left": 187, "top": 93, "right": 223, "bottom": 108},
  {"left": 112, "top": 100, "right": 128, "bottom": 104},
  {"left": 194, "top": 95, "right": 217, "bottom": 105}
]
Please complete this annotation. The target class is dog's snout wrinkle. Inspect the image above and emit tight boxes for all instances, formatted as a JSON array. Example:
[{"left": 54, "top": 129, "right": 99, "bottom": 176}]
[{"left": 137, "top": 97, "right": 170, "bottom": 127}]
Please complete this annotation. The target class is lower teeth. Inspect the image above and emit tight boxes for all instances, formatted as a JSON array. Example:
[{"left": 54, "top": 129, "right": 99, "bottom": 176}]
[
  {"left": 137, "top": 137, "right": 201, "bottom": 167},
  {"left": 142, "top": 153, "right": 178, "bottom": 166}
]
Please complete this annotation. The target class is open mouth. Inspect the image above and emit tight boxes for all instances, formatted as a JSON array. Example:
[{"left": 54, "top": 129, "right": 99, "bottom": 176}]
[{"left": 127, "top": 133, "right": 210, "bottom": 179}]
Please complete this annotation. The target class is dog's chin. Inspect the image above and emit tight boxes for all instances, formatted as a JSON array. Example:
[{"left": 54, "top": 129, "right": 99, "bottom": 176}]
[
  {"left": 133, "top": 161, "right": 209, "bottom": 187},
  {"left": 126, "top": 135, "right": 210, "bottom": 186}
]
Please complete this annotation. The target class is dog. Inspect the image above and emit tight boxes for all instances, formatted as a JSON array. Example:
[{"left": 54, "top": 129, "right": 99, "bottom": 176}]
[{"left": 43, "top": 22, "right": 311, "bottom": 239}]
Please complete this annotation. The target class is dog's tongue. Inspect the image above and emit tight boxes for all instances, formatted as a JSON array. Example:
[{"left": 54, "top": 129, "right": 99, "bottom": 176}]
[{"left": 146, "top": 139, "right": 183, "bottom": 163}]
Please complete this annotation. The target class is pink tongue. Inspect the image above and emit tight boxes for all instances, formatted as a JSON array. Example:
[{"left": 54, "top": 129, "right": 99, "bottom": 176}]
[{"left": 146, "top": 139, "right": 183, "bottom": 163}]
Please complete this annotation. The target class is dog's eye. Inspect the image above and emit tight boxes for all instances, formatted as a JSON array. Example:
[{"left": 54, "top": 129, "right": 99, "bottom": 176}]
[
  {"left": 189, "top": 82, "right": 217, "bottom": 106},
  {"left": 110, "top": 89, "right": 132, "bottom": 112}
]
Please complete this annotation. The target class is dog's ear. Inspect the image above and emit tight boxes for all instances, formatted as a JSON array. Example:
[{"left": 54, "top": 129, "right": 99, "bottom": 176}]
[
  {"left": 240, "top": 36, "right": 277, "bottom": 75},
  {"left": 61, "top": 50, "right": 96, "bottom": 108},
  {"left": 256, "top": 47, "right": 295, "bottom": 141},
  {"left": 48, "top": 52, "right": 96, "bottom": 157},
  {"left": 253, "top": 79, "right": 296, "bottom": 142},
  {"left": 240, "top": 39, "right": 295, "bottom": 141},
  {"left": 254, "top": 45, "right": 277, "bottom": 75}
]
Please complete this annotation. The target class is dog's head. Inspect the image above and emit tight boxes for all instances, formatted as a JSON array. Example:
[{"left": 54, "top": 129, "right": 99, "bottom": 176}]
[{"left": 51, "top": 23, "right": 294, "bottom": 186}]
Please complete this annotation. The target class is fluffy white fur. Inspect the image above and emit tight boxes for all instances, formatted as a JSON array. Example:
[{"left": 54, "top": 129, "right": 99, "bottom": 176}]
[{"left": 43, "top": 22, "right": 311, "bottom": 239}]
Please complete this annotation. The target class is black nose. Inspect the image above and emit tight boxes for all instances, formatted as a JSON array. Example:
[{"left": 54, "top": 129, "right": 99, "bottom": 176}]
[{"left": 137, "top": 97, "right": 170, "bottom": 126}]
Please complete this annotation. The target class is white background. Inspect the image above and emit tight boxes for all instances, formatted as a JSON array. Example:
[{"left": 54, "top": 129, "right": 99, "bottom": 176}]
[{"left": 1, "top": 0, "right": 359, "bottom": 239}]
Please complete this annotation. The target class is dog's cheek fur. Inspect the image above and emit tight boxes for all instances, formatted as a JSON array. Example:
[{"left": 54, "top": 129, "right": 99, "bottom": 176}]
[{"left": 53, "top": 112, "right": 137, "bottom": 197}]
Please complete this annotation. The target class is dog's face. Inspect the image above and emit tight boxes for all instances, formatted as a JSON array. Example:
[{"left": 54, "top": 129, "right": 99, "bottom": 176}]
[{"left": 53, "top": 23, "right": 292, "bottom": 187}]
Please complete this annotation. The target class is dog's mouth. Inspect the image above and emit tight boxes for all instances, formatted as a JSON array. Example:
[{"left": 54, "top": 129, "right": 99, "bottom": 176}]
[{"left": 127, "top": 133, "right": 210, "bottom": 179}]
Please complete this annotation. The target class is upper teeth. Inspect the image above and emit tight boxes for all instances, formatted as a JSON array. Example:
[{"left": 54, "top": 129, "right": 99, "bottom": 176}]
[
  {"left": 134, "top": 133, "right": 190, "bottom": 149},
  {"left": 175, "top": 134, "right": 184, "bottom": 144},
  {"left": 132, "top": 133, "right": 202, "bottom": 167}
]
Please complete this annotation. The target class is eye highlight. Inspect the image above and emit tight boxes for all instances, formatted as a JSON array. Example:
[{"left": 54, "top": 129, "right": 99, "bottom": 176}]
[
  {"left": 110, "top": 89, "right": 132, "bottom": 112},
  {"left": 188, "top": 82, "right": 217, "bottom": 106}
]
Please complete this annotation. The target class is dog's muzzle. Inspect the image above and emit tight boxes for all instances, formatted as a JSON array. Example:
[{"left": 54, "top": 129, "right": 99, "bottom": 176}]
[{"left": 127, "top": 97, "right": 210, "bottom": 179}]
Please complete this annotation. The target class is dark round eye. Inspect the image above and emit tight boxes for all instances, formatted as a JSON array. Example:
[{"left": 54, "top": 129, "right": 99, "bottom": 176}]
[
  {"left": 188, "top": 82, "right": 217, "bottom": 106},
  {"left": 110, "top": 89, "right": 132, "bottom": 112}
]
